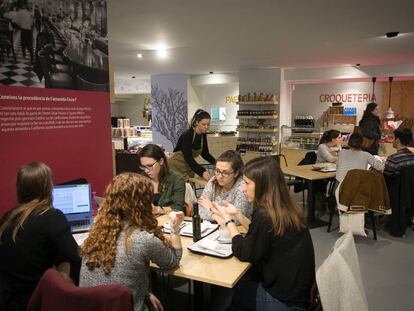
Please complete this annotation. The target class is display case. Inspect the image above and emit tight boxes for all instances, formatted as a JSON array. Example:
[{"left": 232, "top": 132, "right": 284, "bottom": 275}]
[{"left": 280, "top": 125, "right": 324, "bottom": 151}]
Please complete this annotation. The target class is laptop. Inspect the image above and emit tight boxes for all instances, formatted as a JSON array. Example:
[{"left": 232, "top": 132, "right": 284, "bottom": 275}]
[{"left": 52, "top": 183, "right": 93, "bottom": 233}]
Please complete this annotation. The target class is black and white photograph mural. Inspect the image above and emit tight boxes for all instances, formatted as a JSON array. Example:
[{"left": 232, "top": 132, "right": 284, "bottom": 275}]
[
  {"left": 0, "top": 0, "right": 108, "bottom": 92},
  {"left": 151, "top": 74, "right": 188, "bottom": 151}
]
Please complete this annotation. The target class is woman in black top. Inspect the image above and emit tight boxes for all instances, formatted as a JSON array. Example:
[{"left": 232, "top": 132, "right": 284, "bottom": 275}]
[
  {"left": 358, "top": 102, "right": 381, "bottom": 155},
  {"left": 168, "top": 109, "right": 216, "bottom": 181},
  {"left": 0, "top": 162, "right": 80, "bottom": 311},
  {"left": 212, "top": 157, "right": 315, "bottom": 311}
]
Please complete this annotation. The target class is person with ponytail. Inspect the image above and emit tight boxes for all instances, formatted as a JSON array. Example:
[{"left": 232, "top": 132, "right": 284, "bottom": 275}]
[
  {"left": 0, "top": 162, "right": 80, "bottom": 311},
  {"left": 80, "top": 173, "right": 183, "bottom": 311},
  {"left": 316, "top": 129, "right": 341, "bottom": 163},
  {"left": 168, "top": 109, "right": 216, "bottom": 181},
  {"left": 211, "top": 157, "right": 315, "bottom": 311}
]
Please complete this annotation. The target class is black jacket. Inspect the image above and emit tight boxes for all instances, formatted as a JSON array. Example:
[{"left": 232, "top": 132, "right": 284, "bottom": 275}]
[{"left": 359, "top": 114, "right": 381, "bottom": 155}]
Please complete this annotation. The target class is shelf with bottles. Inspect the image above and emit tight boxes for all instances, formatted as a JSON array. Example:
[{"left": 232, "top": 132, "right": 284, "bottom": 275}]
[
  {"left": 236, "top": 126, "right": 279, "bottom": 133},
  {"left": 236, "top": 100, "right": 278, "bottom": 105},
  {"left": 237, "top": 109, "right": 278, "bottom": 117},
  {"left": 237, "top": 137, "right": 277, "bottom": 146}
]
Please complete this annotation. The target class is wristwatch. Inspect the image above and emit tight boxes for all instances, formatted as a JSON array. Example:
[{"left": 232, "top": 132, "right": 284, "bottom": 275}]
[{"left": 225, "top": 219, "right": 235, "bottom": 227}]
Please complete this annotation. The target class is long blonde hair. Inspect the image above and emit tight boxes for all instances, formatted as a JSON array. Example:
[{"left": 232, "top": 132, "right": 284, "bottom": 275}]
[
  {"left": 244, "top": 157, "right": 306, "bottom": 236},
  {"left": 0, "top": 161, "right": 53, "bottom": 243},
  {"left": 81, "top": 173, "right": 168, "bottom": 274}
]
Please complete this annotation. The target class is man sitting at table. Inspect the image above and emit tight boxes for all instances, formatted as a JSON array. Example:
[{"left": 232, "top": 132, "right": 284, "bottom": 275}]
[{"left": 384, "top": 128, "right": 414, "bottom": 176}]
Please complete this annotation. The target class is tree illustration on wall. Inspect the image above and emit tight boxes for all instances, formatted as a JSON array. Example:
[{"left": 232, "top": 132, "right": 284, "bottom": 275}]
[{"left": 151, "top": 84, "right": 188, "bottom": 147}]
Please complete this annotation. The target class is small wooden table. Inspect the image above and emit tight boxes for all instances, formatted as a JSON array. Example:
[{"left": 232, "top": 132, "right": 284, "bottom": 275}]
[
  {"left": 152, "top": 215, "right": 250, "bottom": 288},
  {"left": 282, "top": 164, "right": 336, "bottom": 228}
]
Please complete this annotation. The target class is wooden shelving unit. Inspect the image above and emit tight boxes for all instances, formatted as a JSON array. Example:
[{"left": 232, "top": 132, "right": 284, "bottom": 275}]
[
  {"left": 236, "top": 100, "right": 278, "bottom": 105},
  {"left": 237, "top": 115, "right": 278, "bottom": 120}
]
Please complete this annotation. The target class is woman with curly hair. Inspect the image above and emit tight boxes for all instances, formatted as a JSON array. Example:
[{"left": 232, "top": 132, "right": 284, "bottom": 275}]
[{"left": 79, "top": 173, "right": 184, "bottom": 311}]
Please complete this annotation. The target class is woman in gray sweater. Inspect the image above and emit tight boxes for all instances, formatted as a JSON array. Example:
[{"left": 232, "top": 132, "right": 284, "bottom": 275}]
[{"left": 80, "top": 173, "right": 184, "bottom": 311}]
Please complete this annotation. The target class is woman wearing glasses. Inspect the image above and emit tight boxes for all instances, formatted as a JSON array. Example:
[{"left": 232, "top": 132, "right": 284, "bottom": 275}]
[
  {"left": 198, "top": 150, "right": 253, "bottom": 224},
  {"left": 139, "top": 144, "right": 186, "bottom": 214},
  {"left": 168, "top": 109, "right": 216, "bottom": 181}
]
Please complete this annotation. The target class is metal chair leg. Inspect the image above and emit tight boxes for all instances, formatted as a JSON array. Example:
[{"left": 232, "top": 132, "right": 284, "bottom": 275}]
[{"left": 370, "top": 211, "right": 377, "bottom": 240}]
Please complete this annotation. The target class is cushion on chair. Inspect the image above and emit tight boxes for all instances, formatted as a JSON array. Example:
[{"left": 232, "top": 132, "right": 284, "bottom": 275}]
[{"left": 27, "top": 269, "right": 133, "bottom": 311}]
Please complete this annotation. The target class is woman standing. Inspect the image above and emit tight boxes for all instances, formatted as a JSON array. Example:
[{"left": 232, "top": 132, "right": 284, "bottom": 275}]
[
  {"left": 316, "top": 129, "right": 341, "bottom": 163},
  {"left": 139, "top": 144, "right": 186, "bottom": 214},
  {"left": 0, "top": 162, "right": 80, "bottom": 311},
  {"left": 168, "top": 109, "right": 216, "bottom": 181},
  {"left": 80, "top": 173, "right": 184, "bottom": 311},
  {"left": 198, "top": 150, "right": 252, "bottom": 224},
  {"left": 358, "top": 102, "right": 381, "bottom": 155},
  {"left": 212, "top": 157, "right": 315, "bottom": 311}
]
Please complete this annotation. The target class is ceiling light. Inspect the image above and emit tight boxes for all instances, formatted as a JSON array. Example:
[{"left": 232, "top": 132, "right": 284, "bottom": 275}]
[
  {"left": 157, "top": 49, "right": 168, "bottom": 58},
  {"left": 132, "top": 76, "right": 136, "bottom": 79},
  {"left": 386, "top": 32, "right": 399, "bottom": 38},
  {"left": 355, "top": 63, "right": 361, "bottom": 67},
  {"left": 209, "top": 71, "right": 214, "bottom": 74},
  {"left": 137, "top": 53, "right": 143, "bottom": 58}
]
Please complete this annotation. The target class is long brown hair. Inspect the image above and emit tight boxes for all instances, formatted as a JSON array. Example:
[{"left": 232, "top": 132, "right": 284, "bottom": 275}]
[
  {"left": 0, "top": 161, "right": 53, "bottom": 243},
  {"left": 138, "top": 144, "right": 169, "bottom": 193},
  {"left": 213, "top": 150, "right": 243, "bottom": 196},
  {"left": 81, "top": 173, "right": 168, "bottom": 274},
  {"left": 244, "top": 157, "right": 306, "bottom": 236}
]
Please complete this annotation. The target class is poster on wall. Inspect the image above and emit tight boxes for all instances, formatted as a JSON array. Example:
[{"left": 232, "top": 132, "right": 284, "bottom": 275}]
[
  {"left": 151, "top": 74, "right": 188, "bottom": 151},
  {"left": 0, "top": 0, "right": 112, "bottom": 216}
]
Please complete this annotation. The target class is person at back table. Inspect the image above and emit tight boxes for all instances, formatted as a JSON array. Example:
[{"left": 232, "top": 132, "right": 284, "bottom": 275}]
[
  {"left": 0, "top": 162, "right": 80, "bottom": 311},
  {"left": 359, "top": 102, "right": 381, "bottom": 155},
  {"left": 198, "top": 150, "right": 253, "bottom": 224},
  {"left": 80, "top": 173, "right": 184, "bottom": 311},
  {"left": 335, "top": 132, "right": 384, "bottom": 191},
  {"left": 168, "top": 109, "right": 216, "bottom": 181},
  {"left": 316, "top": 129, "right": 341, "bottom": 163},
  {"left": 138, "top": 144, "right": 186, "bottom": 214},
  {"left": 212, "top": 157, "right": 315, "bottom": 311},
  {"left": 384, "top": 128, "right": 414, "bottom": 176}
]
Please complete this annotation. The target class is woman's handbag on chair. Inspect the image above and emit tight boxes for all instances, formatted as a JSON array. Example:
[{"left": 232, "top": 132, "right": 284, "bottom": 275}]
[{"left": 354, "top": 126, "right": 374, "bottom": 149}]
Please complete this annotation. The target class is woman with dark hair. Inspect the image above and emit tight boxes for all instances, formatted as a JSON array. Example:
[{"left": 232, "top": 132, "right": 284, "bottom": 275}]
[
  {"left": 0, "top": 162, "right": 80, "bottom": 311},
  {"left": 139, "top": 144, "right": 186, "bottom": 214},
  {"left": 359, "top": 102, "right": 381, "bottom": 155},
  {"left": 316, "top": 129, "right": 341, "bottom": 163},
  {"left": 168, "top": 109, "right": 216, "bottom": 181},
  {"left": 80, "top": 173, "right": 184, "bottom": 311},
  {"left": 212, "top": 157, "right": 315, "bottom": 311},
  {"left": 198, "top": 150, "right": 252, "bottom": 224},
  {"left": 336, "top": 132, "right": 384, "bottom": 186}
]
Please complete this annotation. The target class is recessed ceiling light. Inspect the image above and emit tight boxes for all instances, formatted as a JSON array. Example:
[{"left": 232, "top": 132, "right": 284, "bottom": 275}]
[
  {"left": 386, "top": 32, "right": 399, "bottom": 38},
  {"left": 355, "top": 64, "right": 361, "bottom": 67},
  {"left": 132, "top": 76, "right": 136, "bottom": 79},
  {"left": 157, "top": 49, "right": 168, "bottom": 58},
  {"left": 137, "top": 53, "right": 143, "bottom": 58},
  {"left": 209, "top": 71, "right": 214, "bottom": 74}
]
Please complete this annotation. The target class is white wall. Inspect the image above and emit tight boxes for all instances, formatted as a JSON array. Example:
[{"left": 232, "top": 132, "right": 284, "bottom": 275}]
[
  {"left": 292, "top": 82, "right": 385, "bottom": 126},
  {"left": 191, "top": 84, "right": 239, "bottom": 130},
  {"left": 111, "top": 94, "right": 150, "bottom": 126}
]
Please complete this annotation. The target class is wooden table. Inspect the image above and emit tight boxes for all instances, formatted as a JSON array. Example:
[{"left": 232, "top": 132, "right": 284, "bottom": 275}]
[
  {"left": 152, "top": 215, "right": 250, "bottom": 288},
  {"left": 282, "top": 164, "right": 336, "bottom": 228}
]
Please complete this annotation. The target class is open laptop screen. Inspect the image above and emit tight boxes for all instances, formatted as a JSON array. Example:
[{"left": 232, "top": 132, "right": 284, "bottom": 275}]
[{"left": 52, "top": 184, "right": 92, "bottom": 231}]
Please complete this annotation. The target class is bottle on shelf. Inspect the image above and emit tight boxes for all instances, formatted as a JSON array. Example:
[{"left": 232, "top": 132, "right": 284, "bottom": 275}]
[{"left": 192, "top": 202, "right": 202, "bottom": 242}]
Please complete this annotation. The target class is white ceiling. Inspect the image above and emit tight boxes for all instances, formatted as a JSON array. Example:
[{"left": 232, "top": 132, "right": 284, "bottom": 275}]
[{"left": 108, "top": 0, "right": 414, "bottom": 83}]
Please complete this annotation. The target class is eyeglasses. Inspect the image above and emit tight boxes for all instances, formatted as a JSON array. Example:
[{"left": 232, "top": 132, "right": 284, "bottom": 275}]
[
  {"left": 214, "top": 169, "right": 234, "bottom": 178},
  {"left": 140, "top": 161, "right": 158, "bottom": 171}
]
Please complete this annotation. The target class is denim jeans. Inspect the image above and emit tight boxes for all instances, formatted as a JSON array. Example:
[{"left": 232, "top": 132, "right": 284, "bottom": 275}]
[{"left": 231, "top": 280, "right": 305, "bottom": 311}]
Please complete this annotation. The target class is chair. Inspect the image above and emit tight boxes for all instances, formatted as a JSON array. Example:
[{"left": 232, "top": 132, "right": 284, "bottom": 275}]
[
  {"left": 272, "top": 154, "right": 307, "bottom": 208},
  {"left": 385, "top": 165, "right": 414, "bottom": 237},
  {"left": 316, "top": 232, "right": 368, "bottom": 311},
  {"left": 27, "top": 269, "right": 133, "bottom": 311},
  {"left": 76, "top": 74, "right": 109, "bottom": 92}
]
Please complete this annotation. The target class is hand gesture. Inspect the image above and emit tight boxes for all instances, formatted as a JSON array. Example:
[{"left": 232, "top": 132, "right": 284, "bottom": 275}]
[
  {"left": 211, "top": 202, "right": 231, "bottom": 222},
  {"left": 198, "top": 195, "right": 213, "bottom": 210},
  {"left": 169, "top": 211, "right": 184, "bottom": 232},
  {"left": 148, "top": 293, "right": 164, "bottom": 311},
  {"left": 221, "top": 201, "right": 239, "bottom": 216},
  {"left": 202, "top": 171, "right": 211, "bottom": 181}
]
